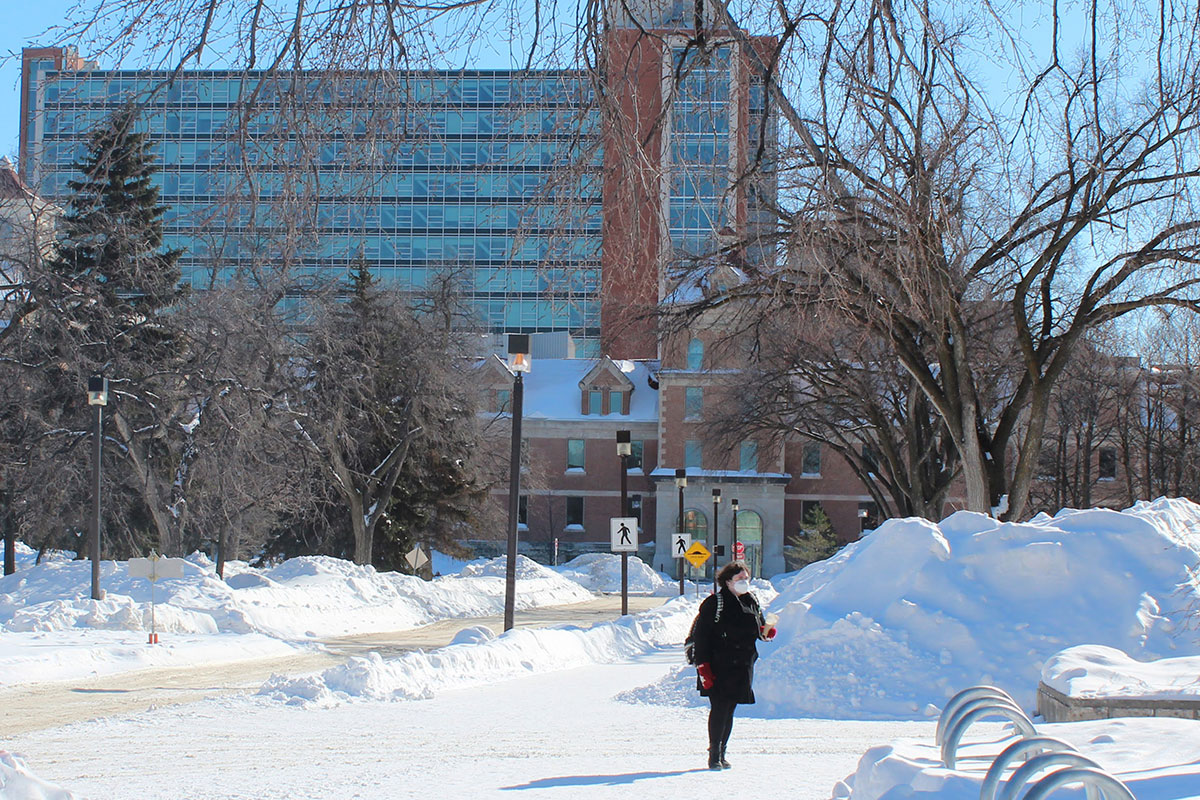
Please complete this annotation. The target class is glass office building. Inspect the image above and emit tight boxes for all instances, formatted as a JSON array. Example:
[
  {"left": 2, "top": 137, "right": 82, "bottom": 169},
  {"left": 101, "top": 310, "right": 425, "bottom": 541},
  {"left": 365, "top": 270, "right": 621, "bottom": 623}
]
[{"left": 21, "top": 39, "right": 774, "bottom": 358}]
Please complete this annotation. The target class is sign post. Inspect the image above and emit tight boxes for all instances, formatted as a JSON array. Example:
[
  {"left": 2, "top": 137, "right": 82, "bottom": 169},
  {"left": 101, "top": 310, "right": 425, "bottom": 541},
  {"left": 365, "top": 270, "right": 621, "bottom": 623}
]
[
  {"left": 127, "top": 552, "right": 185, "bottom": 644},
  {"left": 610, "top": 516, "right": 638, "bottom": 615}
]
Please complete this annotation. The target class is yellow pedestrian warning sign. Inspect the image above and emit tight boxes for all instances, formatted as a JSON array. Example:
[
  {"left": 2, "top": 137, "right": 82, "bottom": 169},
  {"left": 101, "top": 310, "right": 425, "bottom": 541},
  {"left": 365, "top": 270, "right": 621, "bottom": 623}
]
[{"left": 684, "top": 542, "right": 711, "bottom": 568}]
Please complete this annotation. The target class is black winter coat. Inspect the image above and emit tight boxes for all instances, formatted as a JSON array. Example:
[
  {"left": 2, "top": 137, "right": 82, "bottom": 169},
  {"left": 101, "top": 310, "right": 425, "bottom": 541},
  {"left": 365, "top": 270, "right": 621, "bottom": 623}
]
[{"left": 692, "top": 587, "right": 765, "bottom": 704}]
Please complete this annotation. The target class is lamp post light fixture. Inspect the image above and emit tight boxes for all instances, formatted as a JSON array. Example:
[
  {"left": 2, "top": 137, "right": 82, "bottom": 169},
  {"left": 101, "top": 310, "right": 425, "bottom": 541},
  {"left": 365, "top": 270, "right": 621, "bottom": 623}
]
[
  {"left": 616, "top": 430, "right": 632, "bottom": 616},
  {"left": 675, "top": 468, "right": 687, "bottom": 596},
  {"left": 86, "top": 375, "right": 108, "bottom": 601},
  {"left": 731, "top": 498, "right": 739, "bottom": 563},
  {"left": 503, "top": 334, "right": 530, "bottom": 632},
  {"left": 711, "top": 487, "right": 721, "bottom": 591}
]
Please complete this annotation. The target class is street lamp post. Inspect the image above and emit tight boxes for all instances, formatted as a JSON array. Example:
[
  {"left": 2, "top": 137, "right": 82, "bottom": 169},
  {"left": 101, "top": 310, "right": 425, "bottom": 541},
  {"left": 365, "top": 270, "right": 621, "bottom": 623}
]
[
  {"left": 86, "top": 375, "right": 108, "bottom": 601},
  {"left": 731, "top": 498, "right": 739, "bottom": 563},
  {"left": 503, "top": 335, "right": 530, "bottom": 632},
  {"left": 675, "top": 468, "right": 686, "bottom": 596},
  {"left": 711, "top": 488, "right": 721, "bottom": 591},
  {"left": 616, "top": 430, "right": 631, "bottom": 616}
]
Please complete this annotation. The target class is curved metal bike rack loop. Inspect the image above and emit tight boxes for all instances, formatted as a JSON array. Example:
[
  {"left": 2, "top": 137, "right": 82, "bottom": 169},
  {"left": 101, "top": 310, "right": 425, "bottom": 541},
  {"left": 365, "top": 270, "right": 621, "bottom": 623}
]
[
  {"left": 941, "top": 704, "right": 1038, "bottom": 770},
  {"left": 980, "top": 737, "right": 1078, "bottom": 800},
  {"left": 942, "top": 696, "right": 1030, "bottom": 750},
  {"left": 938, "top": 686, "right": 1022, "bottom": 745},
  {"left": 999, "top": 752, "right": 1104, "bottom": 800},
  {"left": 1019, "top": 767, "right": 1135, "bottom": 800}
]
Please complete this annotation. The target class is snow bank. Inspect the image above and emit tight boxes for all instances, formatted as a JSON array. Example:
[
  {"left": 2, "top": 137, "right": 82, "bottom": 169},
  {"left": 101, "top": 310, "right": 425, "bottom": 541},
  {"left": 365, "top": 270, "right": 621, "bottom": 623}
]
[
  {"left": 633, "top": 498, "right": 1200, "bottom": 720},
  {"left": 0, "top": 552, "right": 594, "bottom": 686},
  {"left": 0, "top": 553, "right": 591, "bottom": 641},
  {"left": 1043, "top": 644, "right": 1200, "bottom": 700},
  {"left": 553, "top": 553, "right": 676, "bottom": 595},
  {"left": 0, "top": 750, "right": 77, "bottom": 800},
  {"left": 835, "top": 718, "right": 1200, "bottom": 800},
  {"left": 259, "top": 595, "right": 699, "bottom": 706}
]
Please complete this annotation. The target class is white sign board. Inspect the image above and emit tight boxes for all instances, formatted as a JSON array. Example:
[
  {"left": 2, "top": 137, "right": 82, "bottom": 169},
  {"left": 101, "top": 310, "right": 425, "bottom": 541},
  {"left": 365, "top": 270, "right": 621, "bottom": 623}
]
[
  {"left": 128, "top": 555, "right": 185, "bottom": 582},
  {"left": 671, "top": 533, "right": 691, "bottom": 559},
  {"left": 610, "top": 517, "right": 639, "bottom": 552},
  {"left": 405, "top": 546, "right": 429, "bottom": 570}
]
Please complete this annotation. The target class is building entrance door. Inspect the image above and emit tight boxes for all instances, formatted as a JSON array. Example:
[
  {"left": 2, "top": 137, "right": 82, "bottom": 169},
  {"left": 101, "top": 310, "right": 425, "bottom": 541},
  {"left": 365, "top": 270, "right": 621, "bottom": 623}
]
[{"left": 735, "top": 511, "right": 763, "bottom": 577}]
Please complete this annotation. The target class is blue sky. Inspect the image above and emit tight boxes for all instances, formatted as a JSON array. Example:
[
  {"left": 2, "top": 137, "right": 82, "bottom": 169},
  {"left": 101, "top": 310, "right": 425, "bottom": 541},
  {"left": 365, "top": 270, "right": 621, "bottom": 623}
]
[{"left": 0, "top": 3, "right": 73, "bottom": 161}]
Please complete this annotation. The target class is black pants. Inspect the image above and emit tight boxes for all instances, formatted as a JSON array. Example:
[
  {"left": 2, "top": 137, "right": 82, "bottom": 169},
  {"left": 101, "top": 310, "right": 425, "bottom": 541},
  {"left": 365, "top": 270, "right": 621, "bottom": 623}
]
[{"left": 708, "top": 696, "right": 737, "bottom": 756}]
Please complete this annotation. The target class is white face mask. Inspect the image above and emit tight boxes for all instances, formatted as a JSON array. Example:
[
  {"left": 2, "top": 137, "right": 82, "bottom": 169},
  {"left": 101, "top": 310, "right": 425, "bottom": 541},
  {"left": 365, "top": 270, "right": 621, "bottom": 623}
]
[{"left": 730, "top": 579, "right": 751, "bottom": 595}]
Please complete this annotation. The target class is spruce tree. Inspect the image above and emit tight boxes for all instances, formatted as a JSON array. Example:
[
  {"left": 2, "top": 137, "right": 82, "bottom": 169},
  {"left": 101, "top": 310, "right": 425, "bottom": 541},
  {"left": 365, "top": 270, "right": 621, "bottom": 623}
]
[
  {"left": 31, "top": 106, "right": 193, "bottom": 556},
  {"left": 49, "top": 104, "right": 183, "bottom": 360}
]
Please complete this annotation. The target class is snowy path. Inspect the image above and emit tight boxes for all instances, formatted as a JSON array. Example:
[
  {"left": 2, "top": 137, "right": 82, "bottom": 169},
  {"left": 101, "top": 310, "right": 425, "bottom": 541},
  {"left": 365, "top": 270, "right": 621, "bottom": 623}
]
[
  {"left": 2, "top": 595, "right": 670, "bottom": 736},
  {"left": 9, "top": 648, "right": 935, "bottom": 800}
]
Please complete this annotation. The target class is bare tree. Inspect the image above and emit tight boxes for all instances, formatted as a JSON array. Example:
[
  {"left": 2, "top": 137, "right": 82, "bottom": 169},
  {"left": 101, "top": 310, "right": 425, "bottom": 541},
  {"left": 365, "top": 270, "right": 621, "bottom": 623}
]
[{"left": 661, "top": 0, "right": 1200, "bottom": 520}]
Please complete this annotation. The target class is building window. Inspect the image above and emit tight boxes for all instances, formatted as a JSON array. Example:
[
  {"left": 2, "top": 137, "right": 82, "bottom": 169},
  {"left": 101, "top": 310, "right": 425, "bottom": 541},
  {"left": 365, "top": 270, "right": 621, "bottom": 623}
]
[
  {"left": 802, "top": 442, "right": 821, "bottom": 475},
  {"left": 566, "top": 496, "right": 584, "bottom": 527},
  {"left": 610, "top": 389, "right": 625, "bottom": 415},
  {"left": 518, "top": 495, "right": 528, "bottom": 527},
  {"left": 629, "top": 440, "right": 644, "bottom": 471},
  {"left": 739, "top": 440, "right": 758, "bottom": 472},
  {"left": 861, "top": 443, "right": 879, "bottom": 475},
  {"left": 685, "top": 386, "right": 703, "bottom": 419},
  {"left": 567, "top": 439, "right": 585, "bottom": 471},
  {"left": 630, "top": 494, "right": 643, "bottom": 524},
  {"left": 589, "top": 389, "right": 604, "bottom": 415},
  {"left": 685, "top": 440, "right": 703, "bottom": 469},
  {"left": 682, "top": 508, "right": 708, "bottom": 538},
  {"left": 687, "top": 338, "right": 704, "bottom": 370},
  {"left": 1099, "top": 447, "right": 1117, "bottom": 480},
  {"left": 497, "top": 388, "right": 511, "bottom": 413}
]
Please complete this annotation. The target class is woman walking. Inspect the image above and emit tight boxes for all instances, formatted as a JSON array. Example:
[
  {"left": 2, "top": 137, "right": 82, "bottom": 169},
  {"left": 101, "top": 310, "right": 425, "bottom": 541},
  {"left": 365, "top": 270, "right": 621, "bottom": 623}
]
[{"left": 691, "top": 561, "right": 777, "bottom": 770}]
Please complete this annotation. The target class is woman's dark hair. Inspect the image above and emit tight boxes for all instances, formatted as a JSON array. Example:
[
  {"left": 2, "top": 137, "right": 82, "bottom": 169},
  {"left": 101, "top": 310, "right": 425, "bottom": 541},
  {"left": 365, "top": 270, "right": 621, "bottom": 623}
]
[{"left": 716, "top": 561, "right": 749, "bottom": 588}]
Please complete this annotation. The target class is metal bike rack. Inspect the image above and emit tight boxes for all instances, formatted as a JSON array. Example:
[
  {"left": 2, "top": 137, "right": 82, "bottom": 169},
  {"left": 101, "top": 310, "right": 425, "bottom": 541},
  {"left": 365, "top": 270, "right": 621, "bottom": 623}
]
[
  {"left": 1019, "top": 767, "right": 1136, "bottom": 800},
  {"left": 999, "top": 752, "right": 1104, "bottom": 800},
  {"left": 980, "top": 736, "right": 1078, "bottom": 800},
  {"left": 941, "top": 703, "right": 1037, "bottom": 769},
  {"left": 938, "top": 686, "right": 1022, "bottom": 745},
  {"left": 942, "top": 696, "right": 1031, "bottom": 749},
  {"left": 933, "top": 685, "right": 1135, "bottom": 800}
]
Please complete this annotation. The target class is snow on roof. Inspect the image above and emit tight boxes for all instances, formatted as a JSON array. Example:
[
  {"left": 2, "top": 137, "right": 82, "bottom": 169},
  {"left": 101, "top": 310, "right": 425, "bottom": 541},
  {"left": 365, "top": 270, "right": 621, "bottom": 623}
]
[{"left": 515, "top": 357, "right": 659, "bottom": 422}]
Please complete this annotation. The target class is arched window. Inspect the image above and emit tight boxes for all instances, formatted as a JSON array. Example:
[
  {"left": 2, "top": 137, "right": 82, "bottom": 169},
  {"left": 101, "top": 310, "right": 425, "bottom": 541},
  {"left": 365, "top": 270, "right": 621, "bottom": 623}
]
[
  {"left": 734, "top": 510, "right": 764, "bottom": 575},
  {"left": 687, "top": 338, "right": 704, "bottom": 370},
  {"left": 680, "top": 508, "right": 708, "bottom": 539}
]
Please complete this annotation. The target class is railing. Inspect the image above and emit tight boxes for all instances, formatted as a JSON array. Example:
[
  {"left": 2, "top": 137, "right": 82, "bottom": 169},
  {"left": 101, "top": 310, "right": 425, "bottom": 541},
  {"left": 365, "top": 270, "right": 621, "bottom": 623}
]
[{"left": 932, "top": 685, "right": 1136, "bottom": 800}]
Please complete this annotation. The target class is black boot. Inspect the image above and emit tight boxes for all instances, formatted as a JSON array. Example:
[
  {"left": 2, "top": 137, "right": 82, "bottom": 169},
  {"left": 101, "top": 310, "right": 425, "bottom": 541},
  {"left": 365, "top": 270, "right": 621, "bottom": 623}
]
[
  {"left": 708, "top": 749, "right": 722, "bottom": 770},
  {"left": 719, "top": 745, "right": 731, "bottom": 769}
]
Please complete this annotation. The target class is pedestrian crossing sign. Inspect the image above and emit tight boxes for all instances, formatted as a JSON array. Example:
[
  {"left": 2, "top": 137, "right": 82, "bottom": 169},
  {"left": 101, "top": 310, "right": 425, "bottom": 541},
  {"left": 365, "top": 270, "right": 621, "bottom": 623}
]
[
  {"left": 610, "top": 517, "right": 639, "bottom": 552},
  {"left": 672, "top": 533, "right": 691, "bottom": 559}
]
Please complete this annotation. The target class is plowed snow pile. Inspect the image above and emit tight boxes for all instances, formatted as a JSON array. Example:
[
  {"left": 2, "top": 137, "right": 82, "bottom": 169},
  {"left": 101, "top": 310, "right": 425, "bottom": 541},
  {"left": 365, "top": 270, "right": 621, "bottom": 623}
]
[{"left": 632, "top": 498, "right": 1200, "bottom": 720}]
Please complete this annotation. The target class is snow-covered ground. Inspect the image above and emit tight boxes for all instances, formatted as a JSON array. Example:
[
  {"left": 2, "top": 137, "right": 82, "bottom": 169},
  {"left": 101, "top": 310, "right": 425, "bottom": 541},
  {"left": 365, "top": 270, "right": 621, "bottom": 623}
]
[{"left": 5, "top": 498, "right": 1200, "bottom": 799}]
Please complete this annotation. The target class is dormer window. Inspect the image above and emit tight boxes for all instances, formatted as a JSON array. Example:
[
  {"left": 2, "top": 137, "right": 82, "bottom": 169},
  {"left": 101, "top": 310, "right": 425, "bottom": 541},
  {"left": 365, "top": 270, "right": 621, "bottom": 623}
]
[
  {"left": 687, "top": 338, "right": 704, "bottom": 370},
  {"left": 497, "top": 388, "right": 511, "bottom": 413},
  {"left": 588, "top": 389, "right": 604, "bottom": 415}
]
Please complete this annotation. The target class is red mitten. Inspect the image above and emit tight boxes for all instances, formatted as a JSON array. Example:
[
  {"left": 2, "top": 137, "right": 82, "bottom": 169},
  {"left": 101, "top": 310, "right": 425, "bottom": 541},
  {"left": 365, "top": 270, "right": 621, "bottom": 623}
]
[
  {"left": 764, "top": 626, "right": 777, "bottom": 640},
  {"left": 697, "top": 663, "right": 715, "bottom": 690}
]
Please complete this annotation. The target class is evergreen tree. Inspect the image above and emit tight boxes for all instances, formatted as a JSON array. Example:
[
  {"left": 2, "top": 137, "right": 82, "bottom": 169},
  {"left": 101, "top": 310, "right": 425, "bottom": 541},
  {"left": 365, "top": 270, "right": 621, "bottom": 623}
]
[
  {"left": 24, "top": 106, "right": 195, "bottom": 556},
  {"left": 52, "top": 104, "right": 182, "bottom": 317},
  {"left": 784, "top": 505, "right": 843, "bottom": 571}
]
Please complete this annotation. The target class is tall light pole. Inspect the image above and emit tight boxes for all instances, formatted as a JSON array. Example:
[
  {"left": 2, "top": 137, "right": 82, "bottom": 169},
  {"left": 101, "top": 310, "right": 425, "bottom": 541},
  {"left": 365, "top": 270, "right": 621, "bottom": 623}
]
[
  {"left": 731, "top": 497, "right": 739, "bottom": 563},
  {"left": 675, "top": 468, "right": 686, "bottom": 596},
  {"left": 616, "top": 429, "right": 631, "bottom": 616},
  {"left": 711, "top": 487, "right": 721, "bottom": 591},
  {"left": 503, "top": 335, "right": 530, "bottom": 632},
  {"left": 86, "top": 375, "right": 108, "bottom": 601}
]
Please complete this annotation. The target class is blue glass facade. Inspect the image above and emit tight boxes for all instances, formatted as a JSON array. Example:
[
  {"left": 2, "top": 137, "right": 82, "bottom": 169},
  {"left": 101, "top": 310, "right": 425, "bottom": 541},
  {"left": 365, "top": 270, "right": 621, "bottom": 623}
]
[{"left": 25, "top": 67, "right": 604, "bottom": 351}]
